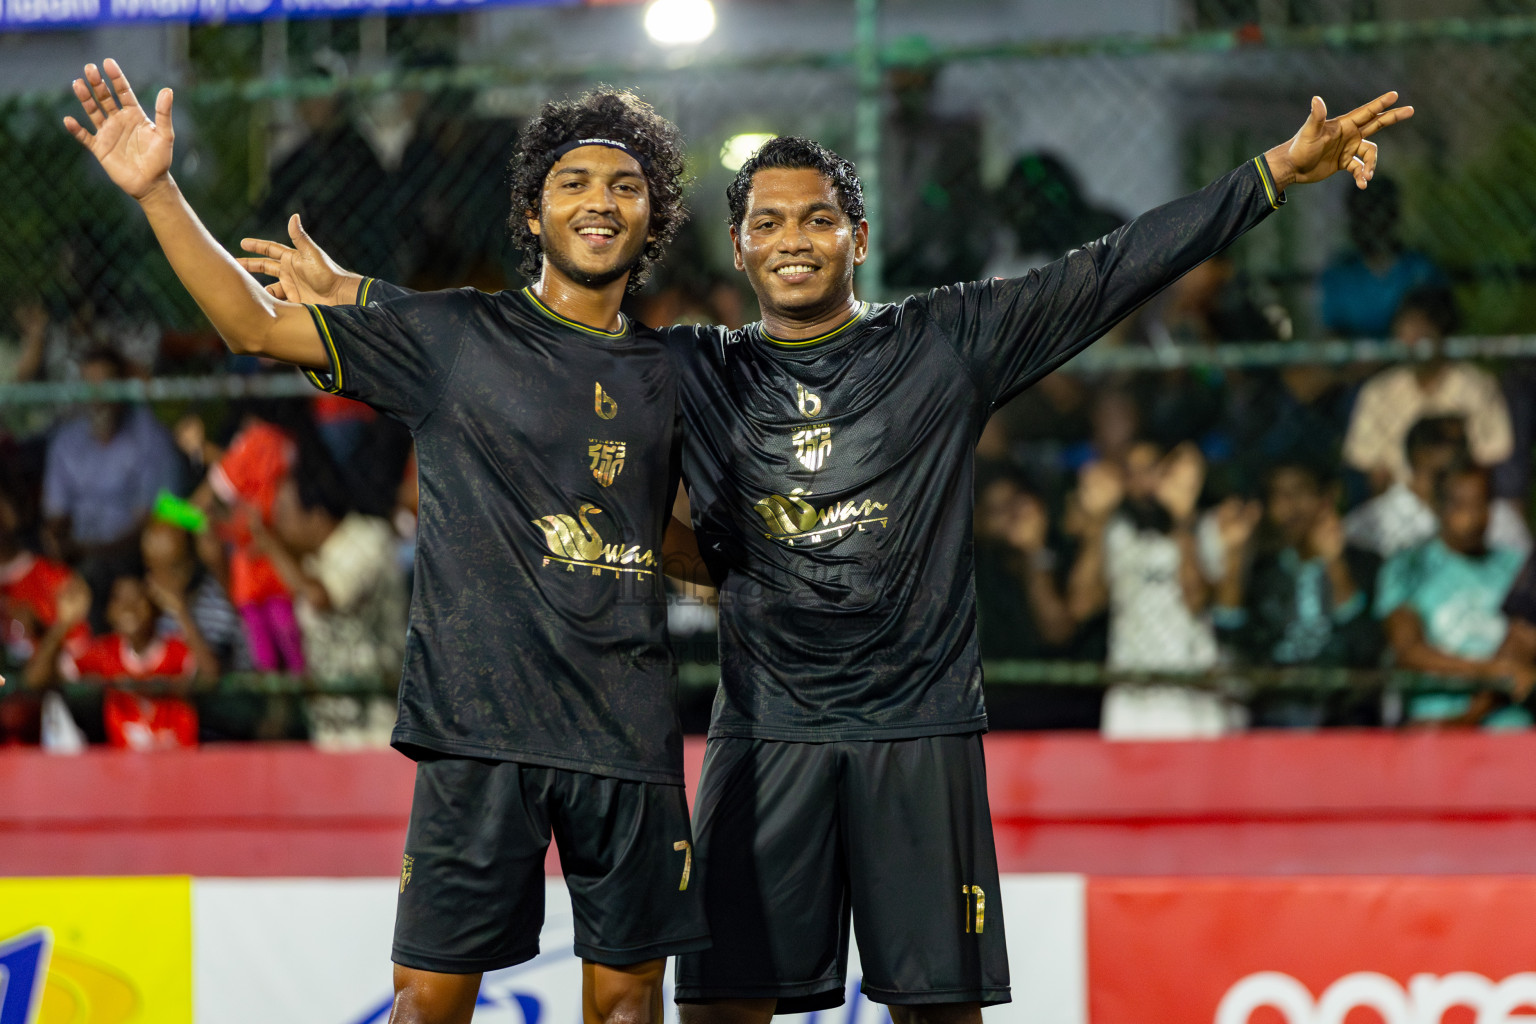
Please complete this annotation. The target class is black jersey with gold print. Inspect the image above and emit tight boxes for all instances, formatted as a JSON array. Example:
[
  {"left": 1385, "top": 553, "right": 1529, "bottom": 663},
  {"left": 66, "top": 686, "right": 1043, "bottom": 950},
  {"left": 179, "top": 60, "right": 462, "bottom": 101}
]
[
  {"left": 304, "top": 286, "right": 684, "bottom": 782},
  {"left": 671, "top": 158, "right": 1283, "bottom": 742}
]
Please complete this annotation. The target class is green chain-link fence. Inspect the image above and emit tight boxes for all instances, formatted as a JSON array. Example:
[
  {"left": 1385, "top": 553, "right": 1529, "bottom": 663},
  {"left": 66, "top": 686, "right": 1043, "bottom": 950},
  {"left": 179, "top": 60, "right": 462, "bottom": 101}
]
[{"left": 4, "top": 4, "right": 1536, "bottom": 738}]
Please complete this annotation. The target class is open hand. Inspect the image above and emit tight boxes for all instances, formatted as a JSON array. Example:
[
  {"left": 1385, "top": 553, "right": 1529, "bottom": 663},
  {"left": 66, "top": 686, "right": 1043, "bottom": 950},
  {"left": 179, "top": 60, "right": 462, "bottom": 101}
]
[
  {"left": 145, "top": 576, "right": 188, "bottom": 618},
  {"left": 1154, "top": 443, "right": 1206, "bottom": 524},
  {"left": 240, "top": 505, "right": 275, "bottom": 553},
  {"left": 1214, "top": 496, "right": 1263, "bottom": 554},
  {"left": 1076, "top": 461, "right": 1125, "bottom": 522},
  {"left": 56, "top": 576, "right": 92, "bottom": 628},
  {"left": 1267, "top": 91, "right": 1415, "bottom": 191},
  {"left": 13, "top": 302, "right": 48, "bottom": 339},
  {"left": 1005, "top": 494, "right": 1050, "bottom": 554},
  {"left": 1307, "top": 507, "right": 1347, "bottom": 563},
  {"left": 63, "top": 59, "right": 175, "bottom": 202},
  {"left": 1485, "top": 657, "right": 1536, "bottom": 701},
  {"left": 239, "top": 215, "right": 363, "bottom": 306}
]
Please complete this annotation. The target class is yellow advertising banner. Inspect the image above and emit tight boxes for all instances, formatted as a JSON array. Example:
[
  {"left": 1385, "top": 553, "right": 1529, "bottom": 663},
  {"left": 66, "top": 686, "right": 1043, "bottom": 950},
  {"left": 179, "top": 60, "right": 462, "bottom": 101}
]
[{"left": 0, "top": 877, "right": 192, "bottom": 1024}]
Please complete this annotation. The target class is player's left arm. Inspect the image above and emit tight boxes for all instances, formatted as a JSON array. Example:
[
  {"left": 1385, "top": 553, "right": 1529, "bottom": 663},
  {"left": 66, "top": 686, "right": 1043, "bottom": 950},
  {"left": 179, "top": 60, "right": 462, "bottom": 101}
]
[
  {"left": 240, "top": 219, "right": 405, "bottom": 307},
  {"left": 957, "top": 92, "right": 1413, "bottom": 406}
]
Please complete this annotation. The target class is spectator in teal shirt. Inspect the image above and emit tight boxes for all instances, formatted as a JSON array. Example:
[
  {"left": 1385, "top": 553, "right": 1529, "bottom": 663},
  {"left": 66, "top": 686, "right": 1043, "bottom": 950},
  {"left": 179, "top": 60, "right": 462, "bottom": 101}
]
[
  {"left": 1377, "top": 462, "right": 1532, "bottom": 725},
  {"left": 1318, "top": 177, "right": 1445, "bottom": 339}
]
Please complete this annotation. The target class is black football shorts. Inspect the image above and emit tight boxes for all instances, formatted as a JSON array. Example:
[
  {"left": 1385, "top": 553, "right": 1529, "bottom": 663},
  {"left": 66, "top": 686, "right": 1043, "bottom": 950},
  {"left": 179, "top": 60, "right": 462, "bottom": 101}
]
[
  {"left": 674, "top": 733, "right": 1010, "bottom": 1010},
  {"left": 392, "top": 755, "right": 709, "bottom": 973}
]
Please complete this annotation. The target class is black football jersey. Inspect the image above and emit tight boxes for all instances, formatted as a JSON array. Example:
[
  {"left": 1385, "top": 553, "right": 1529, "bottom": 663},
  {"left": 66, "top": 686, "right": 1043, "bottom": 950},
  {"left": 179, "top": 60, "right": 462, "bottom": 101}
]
[
  {"left": 305, "top": 285, "right": 684, "bottom": 782},
  {"left": 670, "top": 157, "right": 1284, "bottom": 740}
]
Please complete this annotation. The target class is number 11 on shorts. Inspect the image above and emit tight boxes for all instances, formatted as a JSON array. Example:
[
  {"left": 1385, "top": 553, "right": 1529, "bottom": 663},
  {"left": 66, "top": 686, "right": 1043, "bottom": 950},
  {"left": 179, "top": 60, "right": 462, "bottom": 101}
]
[
  {"left": 674, "top": 840, "right": 693, "bottom": 891},
  {"left": 962, "top": 884, "right": 985, "bottom": 934}
]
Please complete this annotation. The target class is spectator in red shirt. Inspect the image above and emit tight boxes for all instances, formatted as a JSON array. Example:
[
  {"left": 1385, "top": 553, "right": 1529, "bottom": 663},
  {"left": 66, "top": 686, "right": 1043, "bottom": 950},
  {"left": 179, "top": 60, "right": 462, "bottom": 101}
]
[
  {"left": 194, "top": 412, "right": 306, "bottom": 672},
  {"left": 0, "top": 488, "right": 89, "bottom": 666},
  {"left": 0, "top": 488, "right": 89, "bottom": 744},
  {"left": 29, "top": 570, "right": 216, "bottom": 683},
  {"left": 26, "top": 571, "right": 219, "bottom": 749}
]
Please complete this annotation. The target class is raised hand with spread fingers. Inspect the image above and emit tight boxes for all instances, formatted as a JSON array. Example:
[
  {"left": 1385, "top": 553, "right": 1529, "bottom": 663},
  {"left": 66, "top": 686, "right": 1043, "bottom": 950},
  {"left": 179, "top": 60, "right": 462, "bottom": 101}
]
[
  {"left": 239, "top": 214, "right": 366, "bottom": 306},
  {"left": 63, "top": 59, "right": 175, "bottom": 201},
  {"left": 1264, "top": 91, "right": 1415, "bottom": 192},
  {"left": 63, "top": 59, "right": 327, "bottom": 369}
]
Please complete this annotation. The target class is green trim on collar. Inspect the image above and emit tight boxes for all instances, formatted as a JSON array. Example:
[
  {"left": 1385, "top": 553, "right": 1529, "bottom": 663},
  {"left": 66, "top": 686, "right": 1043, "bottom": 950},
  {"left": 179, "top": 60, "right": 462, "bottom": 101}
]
[
  {"left": 522, "top": 287, "right": 629, "bottom": 338},
  {"left": 761, "top": 303, "right": 871, "bottom": 348}
]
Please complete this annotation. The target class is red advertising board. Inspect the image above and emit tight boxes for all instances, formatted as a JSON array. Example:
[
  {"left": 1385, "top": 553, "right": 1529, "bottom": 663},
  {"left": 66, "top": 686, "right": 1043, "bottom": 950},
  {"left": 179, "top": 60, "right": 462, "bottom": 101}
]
[{"left": 1088, "top": 876, "right": 1536, "bottom": 1024}]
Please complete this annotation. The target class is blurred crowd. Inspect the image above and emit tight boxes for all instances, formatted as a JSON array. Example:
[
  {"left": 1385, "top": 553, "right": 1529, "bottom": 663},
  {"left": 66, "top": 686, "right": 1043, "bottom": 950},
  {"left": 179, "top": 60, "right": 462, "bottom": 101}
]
[
  {"left": 4, "top": 74, "right": 1536, "bottom": 748},
  {"left": 972, "top": 219, "right": 1536, "bottom": 735},
  {"left": 0, "top": 354, "right": 414, "bottom": 750}
]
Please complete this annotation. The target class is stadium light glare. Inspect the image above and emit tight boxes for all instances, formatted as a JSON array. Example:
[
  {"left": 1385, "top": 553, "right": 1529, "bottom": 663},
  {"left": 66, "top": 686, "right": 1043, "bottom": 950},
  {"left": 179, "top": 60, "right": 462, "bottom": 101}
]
[
  {"left": 720, "top": 133, "right": 776, "bottom": 171},
  {"left": 644, "top": 0, "right": 716, "bottom": 46}
]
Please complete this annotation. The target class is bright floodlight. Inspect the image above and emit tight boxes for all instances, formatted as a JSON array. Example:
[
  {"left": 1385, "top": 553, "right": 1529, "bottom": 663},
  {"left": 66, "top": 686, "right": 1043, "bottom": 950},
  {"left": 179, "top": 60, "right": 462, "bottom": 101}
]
[
  {"left": 644, "top": 0, "right": 716, "bottom": 46},
  {"left": 720, "top": 133, "right": 776, "bottom": 171}
]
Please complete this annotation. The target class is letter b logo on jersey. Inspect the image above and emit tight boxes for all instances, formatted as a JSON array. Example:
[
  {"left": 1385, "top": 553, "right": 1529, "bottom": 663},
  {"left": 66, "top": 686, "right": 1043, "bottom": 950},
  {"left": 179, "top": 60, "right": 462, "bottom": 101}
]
[
  {"left": 595, "top": 383, "right": 618, "bottom": 420},
  {"left": 796, "top": 384, "right": 822, "bottom": 419}
]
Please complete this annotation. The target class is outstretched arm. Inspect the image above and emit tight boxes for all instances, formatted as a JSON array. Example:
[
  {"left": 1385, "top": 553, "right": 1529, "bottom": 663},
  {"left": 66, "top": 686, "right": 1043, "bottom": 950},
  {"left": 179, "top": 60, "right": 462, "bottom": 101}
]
[
  {"left": 64, "top": 60, "right": 325, "bottom": 368},
  {"left": 955, "top": 92, "right": 1414, "bottom": 408}
]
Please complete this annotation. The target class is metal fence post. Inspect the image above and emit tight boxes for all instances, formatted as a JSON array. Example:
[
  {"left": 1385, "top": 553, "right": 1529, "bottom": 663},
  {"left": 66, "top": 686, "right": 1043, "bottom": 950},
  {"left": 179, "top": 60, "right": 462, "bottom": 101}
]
[{"left": 854, "top": 0, "right": 885, "bottom": 302}]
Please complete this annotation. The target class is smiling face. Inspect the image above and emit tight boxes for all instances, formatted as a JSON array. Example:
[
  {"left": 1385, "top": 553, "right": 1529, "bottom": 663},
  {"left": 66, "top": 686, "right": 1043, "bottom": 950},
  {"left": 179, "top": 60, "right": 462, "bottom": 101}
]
[
  {"left": 1439, "top": 469, "right": 1491, "bottom": 555},
  {"left": 107, "top": 576, "right": 155, "bottom": 645},
  {"left": 1266, "top": 467, "right": 1328, "bottom": 549},
  {"left": 529, "top": 145, "right": 653, "bottom": 290},
  {"left": 731, "top": 167, "right": 868, "bottom": 325}
]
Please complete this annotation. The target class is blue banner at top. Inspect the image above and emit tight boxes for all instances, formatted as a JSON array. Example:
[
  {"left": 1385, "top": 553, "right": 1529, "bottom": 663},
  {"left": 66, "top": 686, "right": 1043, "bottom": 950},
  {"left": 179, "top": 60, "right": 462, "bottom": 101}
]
[{"left": 2, "top": 0, "right": 599, "bottom": 30}]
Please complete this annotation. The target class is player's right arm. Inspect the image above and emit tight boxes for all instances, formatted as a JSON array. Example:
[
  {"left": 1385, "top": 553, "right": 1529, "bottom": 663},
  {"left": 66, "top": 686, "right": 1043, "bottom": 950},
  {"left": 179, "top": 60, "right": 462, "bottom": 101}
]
[{"left": 64, "top": 60, "right": 326, "bottom": 370}]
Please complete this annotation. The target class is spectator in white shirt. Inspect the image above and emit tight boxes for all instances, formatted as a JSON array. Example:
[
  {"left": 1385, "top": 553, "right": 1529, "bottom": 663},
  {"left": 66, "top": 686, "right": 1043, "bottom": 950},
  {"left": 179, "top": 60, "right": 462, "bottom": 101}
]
[
  {"left": 1346, "top": 415, "right": 1530, "bottom": 558},
  {"left": 1343, "top": 288, "right": 1512, "bottom": 492},
  {"left": 254, "top": 451, "right": 406, "bottom": 748},
  {"left": 1068, "top": 442, "right": 1240, "bottom": 738}
]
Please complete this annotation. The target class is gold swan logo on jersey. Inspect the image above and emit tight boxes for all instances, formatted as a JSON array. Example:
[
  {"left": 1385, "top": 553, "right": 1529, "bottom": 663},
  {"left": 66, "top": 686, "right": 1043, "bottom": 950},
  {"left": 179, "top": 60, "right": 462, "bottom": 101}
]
[
  {"left": 595, "top": 382, "right": 618, "bottom": 420},
  {"left": 753, "top": 489, "right": 819, "bottom": 535},
  {"left": 534, "top": 503, "right": 606, "bottom": 561},
  {"left": 752, "top": 488, "right": 890, "bottom": 547},
  {"left": 532, "top": 503, "right": 660, "bottom": 577}
]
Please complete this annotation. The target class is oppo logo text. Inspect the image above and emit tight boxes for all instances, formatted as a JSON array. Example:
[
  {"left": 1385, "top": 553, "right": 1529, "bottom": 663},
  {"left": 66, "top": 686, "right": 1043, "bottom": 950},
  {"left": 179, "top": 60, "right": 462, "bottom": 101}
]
[{"left": 1218, "top": 971, "right": 1536, "bottom": 1024}]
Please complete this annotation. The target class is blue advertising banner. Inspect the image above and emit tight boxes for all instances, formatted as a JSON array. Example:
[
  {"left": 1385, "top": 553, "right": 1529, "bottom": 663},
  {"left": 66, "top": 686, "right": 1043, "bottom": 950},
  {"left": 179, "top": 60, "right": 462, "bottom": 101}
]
[{"left": 2, "top": 0, "right": 598, "bottom": 32}]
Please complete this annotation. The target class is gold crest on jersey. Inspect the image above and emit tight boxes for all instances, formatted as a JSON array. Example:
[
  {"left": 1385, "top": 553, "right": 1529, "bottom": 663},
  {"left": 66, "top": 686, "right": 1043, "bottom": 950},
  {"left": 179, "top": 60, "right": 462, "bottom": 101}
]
[
  {"left": 400, "top": 854, "right": 414, "bottom": 892},
  {"left": 752, "top": 487, "right": 890, "bottom": 547},
  {"left": 589, "top": 440, "right": 626, "bottom": 486},
  {"left": 532, "top": 503, "right": 657, "bottom": 577},
  {"left": 595, "top": 382, "right": 618, "bottom": 420},
  {"left": 792, "top": 425, "right": 832, "bottom": 472}
]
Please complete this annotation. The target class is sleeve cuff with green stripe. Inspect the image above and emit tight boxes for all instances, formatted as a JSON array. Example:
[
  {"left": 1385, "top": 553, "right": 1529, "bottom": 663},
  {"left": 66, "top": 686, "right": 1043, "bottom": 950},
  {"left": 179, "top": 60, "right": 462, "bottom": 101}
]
[
  {"left": 1251, "top": 155, "right": 1286, "bottom": 210},
  {"left": 356, "top": 277, "right": 377, "bottom": 307},
  {"left": 302, "top": 304, "right": 346, "bottom": 395}
]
